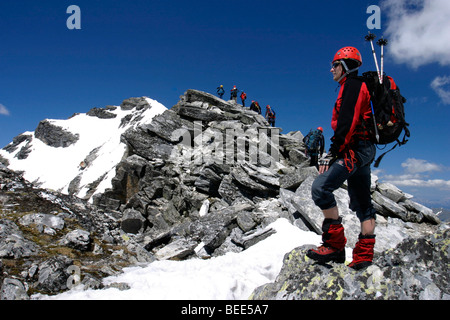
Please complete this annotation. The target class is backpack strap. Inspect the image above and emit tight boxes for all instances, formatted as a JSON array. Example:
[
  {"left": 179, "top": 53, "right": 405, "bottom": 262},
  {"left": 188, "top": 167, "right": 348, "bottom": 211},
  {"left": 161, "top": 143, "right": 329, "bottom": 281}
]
[
  {"left": 374, "top": 125, "right": 410, "bottom": 168},
  {"left": 374, "top": 142, "right": 398, "bottom": 168}
]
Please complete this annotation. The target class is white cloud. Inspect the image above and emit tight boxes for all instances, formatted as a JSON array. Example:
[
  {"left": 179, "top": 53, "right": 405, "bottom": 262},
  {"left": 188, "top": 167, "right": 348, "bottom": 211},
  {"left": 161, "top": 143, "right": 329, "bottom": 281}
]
[
  {"left": 0, "top": 104, "right": 10, "bottom": 116},
  {"left": 401, "top": 158, "right": 443, "bottom": 174},
  {"left": 384, "top": 178, "right": 450, "bottom": 189},
  {"left": 430, "top": 76, "right": 450, "bottom": 105},
  {"left": 381, "top": 158, "right": 450, "bottom": 190},
  {"left": 382, "top": 0, "right": 450, "bottom": 68},
  {"left": 387, "top": 177, "right": 450, "bottom": 189}
]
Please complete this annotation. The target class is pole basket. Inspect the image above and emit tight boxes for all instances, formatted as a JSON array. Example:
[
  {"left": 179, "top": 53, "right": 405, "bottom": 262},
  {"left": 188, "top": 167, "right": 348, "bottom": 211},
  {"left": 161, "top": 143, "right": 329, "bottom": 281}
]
[
  {"left": 365, "top": 32, "right": 377, "bottom": 42},
  {"left": 377, "top": 38, "right": 388, "bottom": 46}
]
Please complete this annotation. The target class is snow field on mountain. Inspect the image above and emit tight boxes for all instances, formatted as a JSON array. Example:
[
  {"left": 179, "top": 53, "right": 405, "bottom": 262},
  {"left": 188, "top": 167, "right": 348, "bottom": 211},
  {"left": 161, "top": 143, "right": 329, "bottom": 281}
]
[{"left": 2, "top": 98, "right": 167, "bottom": 199}]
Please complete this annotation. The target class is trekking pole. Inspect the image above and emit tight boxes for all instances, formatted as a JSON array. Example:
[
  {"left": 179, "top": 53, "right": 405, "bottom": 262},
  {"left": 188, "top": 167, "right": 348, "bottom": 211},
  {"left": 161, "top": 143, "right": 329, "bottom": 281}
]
[
  {"left": 365, "top": 32, "right": 381, "bottom": 83},
  {"left": 377, "top": 37, "right": 388, "bottom": 85},
  {"left": 370, "top": 101, "right": 380, "bottom": 143}
]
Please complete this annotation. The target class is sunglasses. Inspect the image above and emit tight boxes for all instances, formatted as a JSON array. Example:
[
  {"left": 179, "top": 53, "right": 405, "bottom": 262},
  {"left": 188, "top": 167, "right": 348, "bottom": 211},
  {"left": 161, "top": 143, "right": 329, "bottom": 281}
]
[{"left": 331, "top": 62, "right": 341, "bottom": 69}]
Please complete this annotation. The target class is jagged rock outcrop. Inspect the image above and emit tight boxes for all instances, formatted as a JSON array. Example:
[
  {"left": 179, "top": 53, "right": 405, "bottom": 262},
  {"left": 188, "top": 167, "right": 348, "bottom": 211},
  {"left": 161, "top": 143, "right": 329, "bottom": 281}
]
[
  {"left": 2, "top": 134, "right": 33, "bottom": 160},
  {"left": 93, "top": 89, "right": 294, "bottom": 260}
]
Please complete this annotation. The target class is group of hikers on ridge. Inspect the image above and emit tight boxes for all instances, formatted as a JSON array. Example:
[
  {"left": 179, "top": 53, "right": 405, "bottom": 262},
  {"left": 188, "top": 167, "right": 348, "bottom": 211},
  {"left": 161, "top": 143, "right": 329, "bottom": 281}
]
[{"left": 216, "top": 84, "right": 276, "bottom": 127}]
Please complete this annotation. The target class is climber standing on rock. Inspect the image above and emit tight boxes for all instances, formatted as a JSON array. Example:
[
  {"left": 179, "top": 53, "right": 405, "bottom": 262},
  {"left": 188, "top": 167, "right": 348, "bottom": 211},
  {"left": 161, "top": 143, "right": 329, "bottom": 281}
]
[
  {"left": 240, "top": 91, "right": 247, "bottom": 107},
  {"left": 217, "top": 85, "right": 225, "bottom": 99},
  {"left": 265, "top": 105, "right": 276, "bottom": 127},
  {"left": 307, "top": 47, "right": 377, "bottom": 270},
  {"left": 303, "top": 127, "right": 325, "bottom": 169},
  {"left": 230, "top": 85, "right": 238, "bottom": 102}
]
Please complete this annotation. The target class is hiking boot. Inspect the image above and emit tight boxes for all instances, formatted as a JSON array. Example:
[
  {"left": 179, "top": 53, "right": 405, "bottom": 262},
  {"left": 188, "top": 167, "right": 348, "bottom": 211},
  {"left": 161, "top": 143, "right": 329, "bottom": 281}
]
[
  {"left": 307, "top": 245, "right": 345, "bottom": 264},
  {"left": 306, "top": 217, "right": 347, "bottom": 264},
  {"left": 348, "top": 234, "right": 376, "bottom": 270}
]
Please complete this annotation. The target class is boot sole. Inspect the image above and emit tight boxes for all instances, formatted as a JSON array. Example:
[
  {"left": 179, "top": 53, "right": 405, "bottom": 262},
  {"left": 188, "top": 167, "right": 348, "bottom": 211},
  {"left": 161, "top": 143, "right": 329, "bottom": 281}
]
[
  {"left": 306, "top": 249, "right": 345, "bottom": 264},
  {"left": 348, "top": 261, "right": 372, "bottom": 270}
]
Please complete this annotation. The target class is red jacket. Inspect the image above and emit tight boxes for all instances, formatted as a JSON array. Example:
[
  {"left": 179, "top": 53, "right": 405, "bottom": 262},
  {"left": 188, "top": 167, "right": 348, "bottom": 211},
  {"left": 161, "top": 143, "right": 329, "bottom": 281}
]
[{"left": 330, "top": 75, "right": 371, "bottom": 155}]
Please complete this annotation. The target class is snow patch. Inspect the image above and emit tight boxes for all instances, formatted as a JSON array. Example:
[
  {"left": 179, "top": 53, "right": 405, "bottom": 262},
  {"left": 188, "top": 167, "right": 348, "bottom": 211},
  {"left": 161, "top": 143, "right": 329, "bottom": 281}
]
[{"left": 35, "top": 218, "right": 321, "bottom": 300}]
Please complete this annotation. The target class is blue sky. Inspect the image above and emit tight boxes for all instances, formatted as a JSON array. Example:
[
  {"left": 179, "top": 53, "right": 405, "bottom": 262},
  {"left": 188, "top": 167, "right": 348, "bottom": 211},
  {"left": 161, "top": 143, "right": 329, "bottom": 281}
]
[{"left": 1, "top": 0, "right": 450, "bottom": 209}]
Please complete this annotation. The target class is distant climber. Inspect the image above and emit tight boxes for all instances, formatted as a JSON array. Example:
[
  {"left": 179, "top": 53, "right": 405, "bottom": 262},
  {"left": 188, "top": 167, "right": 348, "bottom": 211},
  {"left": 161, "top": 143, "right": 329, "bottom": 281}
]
[
  {"left": 217, "top": 85, "right": 225, "bottom": 99},
  {"left": 265, "top": 105, "right": 276, "bottom": 127},
  {"left": 303, "top": 127, "right": 325, "bottom": 168},
  {"left": 249, "top": 101, "right": 261, "bottom": 114},
  {"left": 240, "top": 91, "right": 247, "bottom": 107},
  {"left": 230, "top": 85, "right": 238, "bottom": 102}
]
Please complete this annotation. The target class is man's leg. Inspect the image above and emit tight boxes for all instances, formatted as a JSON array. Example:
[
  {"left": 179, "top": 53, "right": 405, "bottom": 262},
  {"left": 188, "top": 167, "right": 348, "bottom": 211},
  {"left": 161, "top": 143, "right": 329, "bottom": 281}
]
[
  {"left": 347, "top": 164, "right": 377, "bottom": 270},
  {"left": 309, "top": 161, "right": 351, "bottom": 264},
  {"left": 361, "top": 218, "right": 375, "bottom": 235},
  {"left": 323, "top": 206, "right": 339, "bottom": 220}
]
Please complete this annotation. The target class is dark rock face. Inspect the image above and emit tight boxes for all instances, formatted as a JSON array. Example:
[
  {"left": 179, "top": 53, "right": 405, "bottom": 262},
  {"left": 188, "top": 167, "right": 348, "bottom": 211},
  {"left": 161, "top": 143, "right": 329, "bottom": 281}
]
[
  {"left": 2, "top": 134, "right": 33, "bottom": 153},
  {"left": 86, "top": 108, "right": 117, "bottom": 119},
  {"left": 34, "top": 120, "right": 79, "bottom": 148}
]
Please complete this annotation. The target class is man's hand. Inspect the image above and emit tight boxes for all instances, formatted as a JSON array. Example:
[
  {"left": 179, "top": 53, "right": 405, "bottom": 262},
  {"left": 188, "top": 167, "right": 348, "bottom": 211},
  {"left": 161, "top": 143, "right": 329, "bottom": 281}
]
[{"left": 318, "top": 153, "right": 337, "bottom": 174}]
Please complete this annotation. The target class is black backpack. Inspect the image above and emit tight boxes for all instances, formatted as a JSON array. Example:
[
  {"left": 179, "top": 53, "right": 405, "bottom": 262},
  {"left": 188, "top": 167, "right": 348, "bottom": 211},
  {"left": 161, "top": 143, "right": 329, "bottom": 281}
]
[{"left": 361, "top": 71, "right": 410, "bottom": 167}]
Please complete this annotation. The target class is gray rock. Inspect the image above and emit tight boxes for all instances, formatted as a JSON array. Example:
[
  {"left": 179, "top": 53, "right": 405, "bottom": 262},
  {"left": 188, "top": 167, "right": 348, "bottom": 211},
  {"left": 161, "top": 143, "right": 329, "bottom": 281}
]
[
  {"left": 401, "top": 199, "right": 440, "bottom": 224},
  {"left": 236, "top": 211, "right": 258, "bottom": 232},
  {"left": 372, "top": 191, "right": 409, "bottom": 221},
  {"left": 19, "top": 213, "right": 65, "bottom": 232},
  {"left": 121, "top": 208, "right": 147, "bottom": 234},
  {"left": 250, "top": 228, "right": 450, "bottom": 300},
  {"left": 177, "top": 104, "right": 228, "bottom": 122},
  {"left": 188, "top": 202, "right": 253, "bottom": 254},
  {"left": 183, "top": 89, "right": 233, "bottom": 111},
  {"left": 86, "top": 107, "right": 117, "bottom": 119},
  {"left": 0, "top": 219, "right": 39, "bottom": 258},
  {"left": 120, "top": 97, "right": 150, "bottom": 110},
  {"left": 218, "top": 174, "right": 246, "bottom": 205},
  {"left": 290, "top": 176, "right": 324, "bottom": 234},
  {"left": 59, "top": 229, "right": 92, "bottom": 251},
  {"left": 2, "top": 133, "right": 33, "bottom": 153},
  {"left": 154, "top": 238, "right": 198, "bottom": 260},
  {"left": 279, "top": 166, "right": 318, "bottom": 190},
  {"left": 377, "top": 182, "right": 407, "bottom": 203},
  {"left": 36, "top": 255, "right": 73, "bottom": 293},
  {"left": 231, "top": 165, "right": 272, "bottom": 193},
  {"left": 121, "top": 127, "right": 174, "bottom": 161},
  {"left": 34, "top": 120, "right": 79, "bottom": 148},
  {"left": 238, "top": 227, "right": 277, "bottom": 249},
  {"left": 0, "top": 278, "right": 29, "bottom": 300},
  {"left": 145, "top": 109, "right": 193, "bottom": 143},
  {"left": 194, "top": 167, "right": 222, "bottom": 196}
]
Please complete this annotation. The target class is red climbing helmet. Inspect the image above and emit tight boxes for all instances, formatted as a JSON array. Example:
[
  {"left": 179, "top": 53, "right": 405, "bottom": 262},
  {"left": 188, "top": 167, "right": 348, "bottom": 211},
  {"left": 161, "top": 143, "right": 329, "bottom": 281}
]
[
  {"left": 317, "top": 127, "right": 323, "bottom": 132},
  {"left": 332, "top": 46, "right": 362, "bottom": 66}
]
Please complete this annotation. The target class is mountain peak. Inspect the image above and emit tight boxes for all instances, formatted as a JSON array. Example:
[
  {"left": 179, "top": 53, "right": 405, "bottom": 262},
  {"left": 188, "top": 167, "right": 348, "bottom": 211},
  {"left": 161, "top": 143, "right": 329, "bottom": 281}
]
[{"left": 0, "top": 96, "right": 166, "bottom": 199}]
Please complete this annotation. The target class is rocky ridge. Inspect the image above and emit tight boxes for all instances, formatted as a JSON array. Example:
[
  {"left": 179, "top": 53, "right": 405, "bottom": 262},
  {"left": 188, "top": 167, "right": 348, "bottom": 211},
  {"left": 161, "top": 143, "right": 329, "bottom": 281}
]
[
  {"left": 250, "top": 227, "right": 449, "bottom": 300},
  {"left": 0, "top": 89, "right": 448, "bottom": 300}
]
